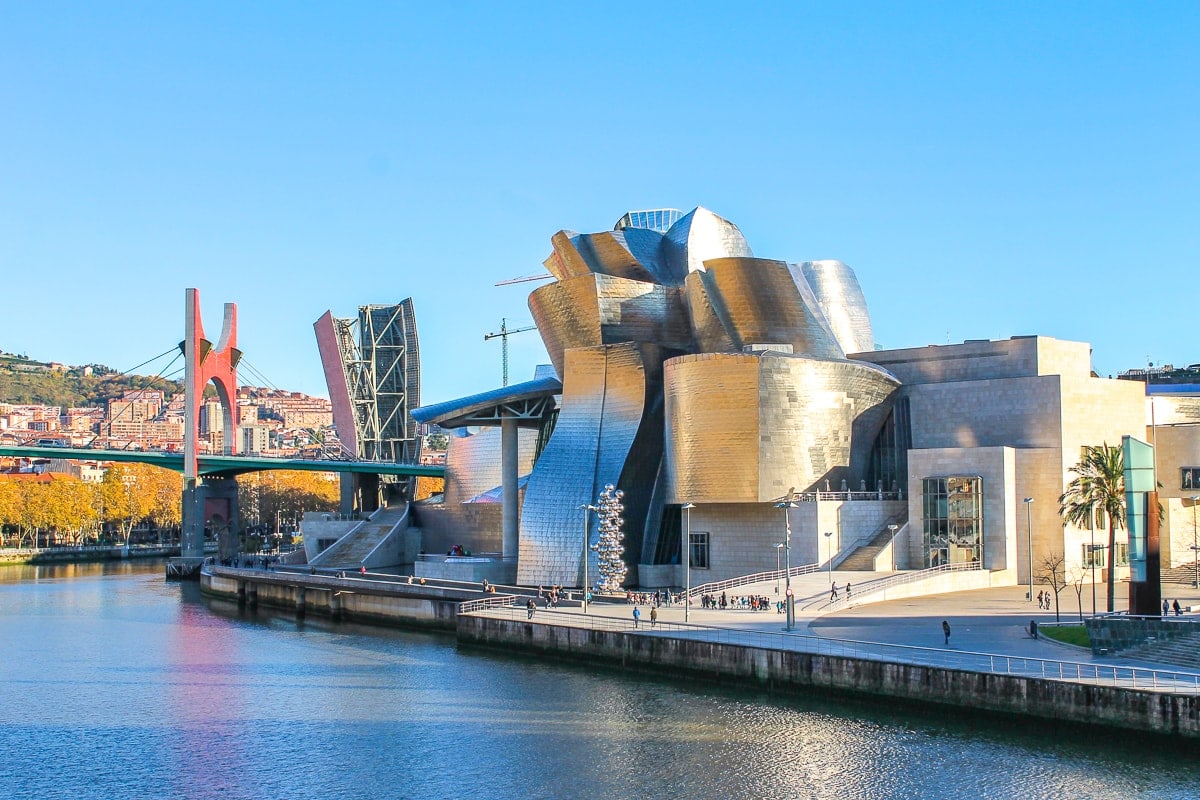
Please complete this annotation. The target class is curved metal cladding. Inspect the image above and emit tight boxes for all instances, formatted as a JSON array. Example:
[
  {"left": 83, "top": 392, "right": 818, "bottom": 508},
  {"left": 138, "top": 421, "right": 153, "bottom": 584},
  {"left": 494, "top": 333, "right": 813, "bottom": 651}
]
[
  {"left": 695, "top": 257, "right": 845, "bottom": 359},
  {"left": 664, "top": 352, "right": 900, "bottom": 503},
  {"left": 517, "top": 343, "right": 650, "bottom": 587},
  {"left": 542, "top": 230, "right": 592, "bottom": 281},
  {"left": 798, "top": 260, "right": 875, "bottom": 355},
  {"left": 528, "top": 274, "right": 691, "bottom": 378},
  {"left": 569, "top": 229, "right": 667, "bottom": 285},
  {"left": 661, "top": 206, "right": 753, "bottom": 279}
]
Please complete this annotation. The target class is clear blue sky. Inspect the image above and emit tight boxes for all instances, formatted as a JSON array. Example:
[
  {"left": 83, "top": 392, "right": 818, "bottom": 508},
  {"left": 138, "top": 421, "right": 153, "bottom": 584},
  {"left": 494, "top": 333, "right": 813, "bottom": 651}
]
[{"left": 1, "top": 3, "right": 1196, "bottom": 403}]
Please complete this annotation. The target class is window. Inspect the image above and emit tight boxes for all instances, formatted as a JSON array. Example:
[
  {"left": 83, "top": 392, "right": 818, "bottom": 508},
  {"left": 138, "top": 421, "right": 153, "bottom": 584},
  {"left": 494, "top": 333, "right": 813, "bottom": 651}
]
[
  {"left": 921, "top": 476, "right": 983, "bottom": 567},
  {"left": 1081, "top": 544, "right": 1107, "bottom": 568},
  {"left": 1182, "top": 467, "right": 1200, "bottom": 490},
  {"left": 1113, "top": 542, "right": 1129, "bottom": 567},
  {"left": 689, "top": 531, "right": 710, "bottom": 570}
]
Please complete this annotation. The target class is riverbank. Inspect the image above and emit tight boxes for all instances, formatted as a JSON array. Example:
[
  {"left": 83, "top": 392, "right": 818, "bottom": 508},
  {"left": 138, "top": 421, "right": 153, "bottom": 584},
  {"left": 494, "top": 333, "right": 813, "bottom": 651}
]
[
  {"left": 199, "top": 564, "right": 1200, "bottom": 739},
  {"left": 0, "top": 544, "right": 180, "bottom": 565},
  {"left": 458, "top": 610, "right": 1200, "bottom": 739}
]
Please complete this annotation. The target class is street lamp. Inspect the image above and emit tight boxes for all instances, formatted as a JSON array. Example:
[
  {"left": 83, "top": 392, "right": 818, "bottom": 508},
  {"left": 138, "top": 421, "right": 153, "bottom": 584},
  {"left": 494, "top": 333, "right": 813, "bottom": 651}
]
[
  {"left": 578, "top": 503, "right": 599, "bottom": 613},
  {"left": 1190, "top": 496, "right": 1199, "bottom": 589},
  {"left": 887, "top": 523, "right": 899, "bottom": 572},
  {"left": 1024, "top": 497, "right": 1035, "bottom": 601},
  {"left": 824, "top": 530, "right": 834, "bottom": 592},
  {"left": 774, "top": 543, "right": 784, "bottom": 592},
  {"left": 775, "top": 500, "right": 798, "bottom": 632},
  {"left": 681, "top": 503, "right": 695, "bottom": 622}
]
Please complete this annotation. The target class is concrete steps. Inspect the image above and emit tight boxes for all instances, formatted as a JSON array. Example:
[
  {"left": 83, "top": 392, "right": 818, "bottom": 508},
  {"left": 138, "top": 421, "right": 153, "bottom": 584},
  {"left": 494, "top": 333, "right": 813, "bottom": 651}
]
[
  {"left": 1120, "top": 630, "right": 1200, "bottom": 671},
  {"left": 1161, "top": 563, "right": 1200, "bottom": 586},
  {"left": 311, "top": 506, "right": 406, "bottom": 568},
  {"left": 838, "top": 520, "right": 904, "bottom": 571}
]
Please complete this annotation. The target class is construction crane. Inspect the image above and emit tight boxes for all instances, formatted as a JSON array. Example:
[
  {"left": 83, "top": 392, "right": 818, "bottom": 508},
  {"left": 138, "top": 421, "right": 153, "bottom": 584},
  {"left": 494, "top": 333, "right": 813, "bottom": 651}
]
[
  {"left": 494, "top": 274, "right": 553, "bottom": 286},
  {"left": 484, "top": 318, "right": 537, "bottom": 387}
]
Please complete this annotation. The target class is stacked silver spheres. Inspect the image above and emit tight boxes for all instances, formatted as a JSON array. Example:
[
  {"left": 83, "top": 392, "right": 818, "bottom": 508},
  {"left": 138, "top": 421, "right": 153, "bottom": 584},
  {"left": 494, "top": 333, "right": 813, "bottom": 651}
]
[{"left": 591, "top": 484, "right": 627, "bottom": 592}]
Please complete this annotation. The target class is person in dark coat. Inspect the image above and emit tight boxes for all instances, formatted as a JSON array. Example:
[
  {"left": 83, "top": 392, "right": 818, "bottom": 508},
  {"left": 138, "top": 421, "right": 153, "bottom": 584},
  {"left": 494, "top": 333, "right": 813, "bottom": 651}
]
[{"left": 942, "top": 619, "right": 951, "bottom": 646}]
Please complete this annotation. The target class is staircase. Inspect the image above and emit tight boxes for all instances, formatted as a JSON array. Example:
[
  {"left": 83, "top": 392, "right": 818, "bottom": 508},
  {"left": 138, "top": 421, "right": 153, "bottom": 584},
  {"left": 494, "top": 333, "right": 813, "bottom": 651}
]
[
  {"left": 1160, "top": 563, "right": 1200, "bottom": 585},
  {"left": 1120, "top": 630, "right": 1200, "bottom": 671},
  {"left": 837, "top": 518, "right": 906, "bottom": 571},
  {"left": 310, "top": 505, "right": 408, "bottom": 569}
]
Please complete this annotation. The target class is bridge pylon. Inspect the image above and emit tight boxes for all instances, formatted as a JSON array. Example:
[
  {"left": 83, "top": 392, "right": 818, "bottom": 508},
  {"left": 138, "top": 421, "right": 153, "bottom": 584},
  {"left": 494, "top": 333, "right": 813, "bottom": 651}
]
[{"left": 174, "top": 288, "right": 243, "bottom": 577}]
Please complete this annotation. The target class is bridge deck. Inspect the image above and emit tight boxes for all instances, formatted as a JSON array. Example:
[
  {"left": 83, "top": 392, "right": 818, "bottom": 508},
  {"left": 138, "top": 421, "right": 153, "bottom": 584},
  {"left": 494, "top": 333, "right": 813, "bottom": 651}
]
[{"left": 0, "top": 445, "right": 444, "bottom": 477}]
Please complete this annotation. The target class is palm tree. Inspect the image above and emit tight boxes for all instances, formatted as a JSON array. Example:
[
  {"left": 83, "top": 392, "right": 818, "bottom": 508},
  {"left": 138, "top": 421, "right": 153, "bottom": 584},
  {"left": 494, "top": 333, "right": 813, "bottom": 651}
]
[{"left": 1059, "top": 444, "right": 1125, "bottom": 613}]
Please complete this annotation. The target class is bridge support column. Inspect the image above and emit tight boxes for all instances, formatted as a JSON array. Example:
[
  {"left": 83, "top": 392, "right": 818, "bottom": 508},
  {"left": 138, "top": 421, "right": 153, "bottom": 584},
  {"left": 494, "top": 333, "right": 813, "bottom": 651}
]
[
  {"left": 501, "top": 416, "right": 519, "bottom": 561},
  {"left": 181, "top": 476, "right": 240, "bottom": 562}
]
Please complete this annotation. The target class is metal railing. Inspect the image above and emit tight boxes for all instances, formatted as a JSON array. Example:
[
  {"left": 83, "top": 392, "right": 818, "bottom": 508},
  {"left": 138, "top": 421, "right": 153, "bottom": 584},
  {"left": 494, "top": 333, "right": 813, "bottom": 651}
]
[
  {"left": 802, "top": 561, "right": 983, "bottom": 610},
  {"left": 790, "top": 490, "right": 904, "bottom": 502},
  {"left": 688, "top": 562, "right": 822, "bottom": 599},
  {"left": 458, "top": 594, "right": 519, "bottom": 614},
  {"left": 466, "top": 605, "right": 1200, "bottom": 694}
]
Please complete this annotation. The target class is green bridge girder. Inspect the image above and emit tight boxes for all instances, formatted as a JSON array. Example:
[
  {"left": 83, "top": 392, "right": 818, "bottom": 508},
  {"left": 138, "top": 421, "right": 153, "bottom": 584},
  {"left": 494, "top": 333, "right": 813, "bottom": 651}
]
[{"left": 0, "top": 445, "right": 444, "bottom": 478}]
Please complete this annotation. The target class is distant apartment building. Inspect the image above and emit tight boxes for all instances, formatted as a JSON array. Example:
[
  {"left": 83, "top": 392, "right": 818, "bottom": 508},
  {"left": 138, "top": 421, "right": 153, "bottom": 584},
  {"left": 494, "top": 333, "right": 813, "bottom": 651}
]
[{"left": 107, "top": 390, "right": 164, "bottom": 424}]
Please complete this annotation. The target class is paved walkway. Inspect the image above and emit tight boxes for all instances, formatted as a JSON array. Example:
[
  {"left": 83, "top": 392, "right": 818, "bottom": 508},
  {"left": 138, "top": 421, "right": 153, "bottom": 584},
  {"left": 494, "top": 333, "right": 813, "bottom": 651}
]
[{"left": 525, "top": 570, "right": 1200, "bottom": 678}]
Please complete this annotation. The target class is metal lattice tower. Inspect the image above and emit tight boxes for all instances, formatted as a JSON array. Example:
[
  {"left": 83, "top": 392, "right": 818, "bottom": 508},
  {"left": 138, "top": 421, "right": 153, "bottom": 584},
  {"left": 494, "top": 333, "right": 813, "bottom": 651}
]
[{"left": 320, "top": 300, "right": 421, "bottom": 463}]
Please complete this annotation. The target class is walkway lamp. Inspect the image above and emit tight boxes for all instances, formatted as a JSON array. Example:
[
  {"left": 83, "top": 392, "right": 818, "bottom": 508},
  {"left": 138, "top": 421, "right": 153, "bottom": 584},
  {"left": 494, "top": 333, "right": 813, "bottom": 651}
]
[
  {"left": 1191, "top": 496, "right": 1200, "bottom": 589},
  {"left": 887, "top": 523, "right": 899, "bottom": 572},
  {"left": 578, "top": 504, "right": 599, "bottom": 613},
  {"left": 824, "top": 530, "right": 834, "bottom": 590},
  {"left": 1024, "top": 497, "right": 1035, "bottom": 601},
  {"left": 775, "top": 500, "right": 799, "bottom": 632},
  {"left": 681, "top": 503, "right": 695, "bottom": 622},
  {"left": 774, "top": 543, "right": 784, "bottom": 592}
]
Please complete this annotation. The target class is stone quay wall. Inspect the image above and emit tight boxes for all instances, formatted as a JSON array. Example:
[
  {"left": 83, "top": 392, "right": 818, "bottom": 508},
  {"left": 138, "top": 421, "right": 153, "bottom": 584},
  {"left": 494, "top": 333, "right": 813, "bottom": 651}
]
[
  {"left": 458, "top": 614, "right": 1200, "bottom": 739},
  {"left": 201, "top": 566, "right": 468, "bottom": 630},
  {"left": 1085, "top": 617, "right": 1200, "bottom": 655}
]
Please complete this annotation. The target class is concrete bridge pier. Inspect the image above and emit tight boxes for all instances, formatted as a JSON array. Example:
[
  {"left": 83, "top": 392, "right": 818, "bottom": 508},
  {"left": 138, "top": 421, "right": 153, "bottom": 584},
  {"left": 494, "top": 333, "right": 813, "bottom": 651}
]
[{"left": 180, "top": 475, "right": 241, "bottom": 562}]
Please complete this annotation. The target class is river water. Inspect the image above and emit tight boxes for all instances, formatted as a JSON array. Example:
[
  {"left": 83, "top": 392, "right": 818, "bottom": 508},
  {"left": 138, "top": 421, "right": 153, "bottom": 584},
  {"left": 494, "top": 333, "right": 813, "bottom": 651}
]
[{"left": 0, "top": 562, "right": 1196, "bottom": 800}]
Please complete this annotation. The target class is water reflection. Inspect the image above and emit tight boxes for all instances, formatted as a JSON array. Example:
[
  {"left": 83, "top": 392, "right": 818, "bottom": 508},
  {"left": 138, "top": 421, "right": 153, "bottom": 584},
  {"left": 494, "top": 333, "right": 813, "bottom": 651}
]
[{"left": 0, "top": 564, "right": 1196, "bottom": 800}]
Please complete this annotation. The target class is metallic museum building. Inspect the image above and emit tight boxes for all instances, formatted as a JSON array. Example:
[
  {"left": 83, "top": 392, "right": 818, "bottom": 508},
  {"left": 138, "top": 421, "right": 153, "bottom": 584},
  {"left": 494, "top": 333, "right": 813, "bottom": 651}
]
[{"left": 413, "top": 207, "right": 1200, "bottom": 591}]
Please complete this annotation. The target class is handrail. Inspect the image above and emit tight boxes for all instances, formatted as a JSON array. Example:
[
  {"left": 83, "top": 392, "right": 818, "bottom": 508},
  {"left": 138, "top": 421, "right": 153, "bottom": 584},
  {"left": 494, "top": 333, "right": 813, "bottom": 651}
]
[
  {"left": 687, "top": 562, "right": 822, "bottom": 599},
  {"left": 458, "top": 594, "right": 519, "bottom": 614},
  {"left": 816, "top": 561, "right": 983, "bottom": 611},
  {"left": 465, "top": 605, "right": 1200, "bottom": 694}
]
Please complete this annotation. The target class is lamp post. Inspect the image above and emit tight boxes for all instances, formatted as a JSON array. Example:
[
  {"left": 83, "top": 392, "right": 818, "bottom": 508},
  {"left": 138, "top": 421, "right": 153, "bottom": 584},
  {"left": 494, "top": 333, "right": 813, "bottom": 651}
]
[
  {"left": 578, "top": 503, "right": 599, "bottom": 613},
  {"left": 1023, "top": 497, "right": 1034, "bottom": 601},
  {"left": 681, "top": 503, "right": 695, "bottom": 622},
  {"left": 775, "top": 500, "right": 798, "bottom": 632},
  {"left": 887, "top": 523, "right": 899, "bottom": 572},
  {"left": 774, "top": 543, "right": 784, "bottom": 593},
  {"left": 1191, "top": 496, "right": 1199, "bottom": 589},
  {"left": 1088, "top": 544, "right": 1103, "bottom": 617},
  {"left": 824, "top": 530, "right": 834, "bottom": 591}
]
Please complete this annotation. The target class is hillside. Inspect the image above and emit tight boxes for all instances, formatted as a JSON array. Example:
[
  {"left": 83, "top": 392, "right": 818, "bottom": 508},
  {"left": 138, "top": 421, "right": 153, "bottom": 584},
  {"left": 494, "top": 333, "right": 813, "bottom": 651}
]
[{"left": 0, "top": 354, "right": 182, "bottom": 408}]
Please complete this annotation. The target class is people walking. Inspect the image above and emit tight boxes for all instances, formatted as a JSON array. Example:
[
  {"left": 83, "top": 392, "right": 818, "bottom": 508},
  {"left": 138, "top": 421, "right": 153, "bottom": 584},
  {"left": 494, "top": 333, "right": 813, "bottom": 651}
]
[
  {"left": 650, "top": 606, "right": 658, "bottom": 627},
  {"left": 942, "top": 619, "right": 951, "bottom": 646},
  {"left": 526, "top": 598, "right": 535, "bottom": 620},
  {"left": 830, "top": 582, "right": 839, "bottom": 602},
  {"left": 1163, "top": 598, "right": 1170, "bottom": 617},
  {"left": 1173, "top": 598, "right": 1183, "bottom": 616},
  {"left": 632, "top": 607, "right": 641, "bottom": 628},
  {"left": 845, "top": 582, "right": 852, "bottom": 598}
]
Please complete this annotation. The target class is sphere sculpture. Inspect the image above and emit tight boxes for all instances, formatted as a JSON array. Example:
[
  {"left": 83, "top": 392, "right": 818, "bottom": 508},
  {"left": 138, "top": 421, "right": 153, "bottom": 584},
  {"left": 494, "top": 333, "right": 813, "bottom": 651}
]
[{"left": 591, "top": 484, "right": 627, "bottom": 592}]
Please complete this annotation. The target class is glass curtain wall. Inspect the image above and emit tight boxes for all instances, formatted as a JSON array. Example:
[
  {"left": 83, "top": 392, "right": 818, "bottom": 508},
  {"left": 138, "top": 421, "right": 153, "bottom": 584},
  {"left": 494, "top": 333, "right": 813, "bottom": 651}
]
[{"left": 922, "top": 476, "right": 983, "bottom": 567}]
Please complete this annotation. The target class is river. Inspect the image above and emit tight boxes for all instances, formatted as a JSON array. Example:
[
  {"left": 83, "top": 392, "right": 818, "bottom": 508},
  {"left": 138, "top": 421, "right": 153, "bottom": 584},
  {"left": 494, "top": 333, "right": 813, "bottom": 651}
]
[{"left": 0, "top": 561, "right": 1195, "bottom": 800}]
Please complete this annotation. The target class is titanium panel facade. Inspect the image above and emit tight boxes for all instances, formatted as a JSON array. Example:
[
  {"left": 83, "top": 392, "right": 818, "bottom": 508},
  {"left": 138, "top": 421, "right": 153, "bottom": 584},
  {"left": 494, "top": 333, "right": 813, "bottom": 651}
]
[
  {"left": 694, "top": 258, "right": 844, "bottom": 359},
  {"left": 661, "top": 206, "right": 753, "bottom": 277},
  {"left": 528, "top": 273, "right": 690, "bottom": 378},
  {"left": 799, "top": 260, "right": 874, "bottom": 355},
  {"left": 664, "top": 352, "right": 900, "bottom": 503},
  {"left": 517, "top": 343, "right": 650, "bottom": 587}
]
